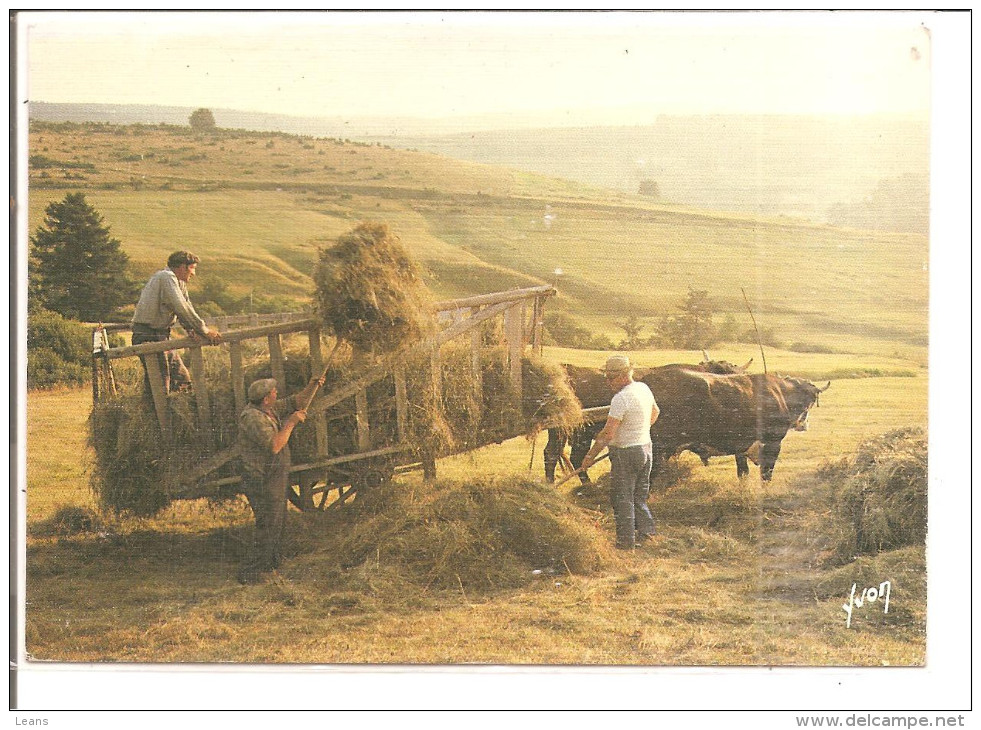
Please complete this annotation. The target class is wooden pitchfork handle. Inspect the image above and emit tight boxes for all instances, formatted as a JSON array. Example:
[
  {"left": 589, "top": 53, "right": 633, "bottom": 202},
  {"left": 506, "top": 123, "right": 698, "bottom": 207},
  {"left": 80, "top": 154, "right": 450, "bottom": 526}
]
[
  {"left": 299, "top": 339, "right": 343, "bottom": 411},
  {"left": 553, "top": 452, "right": 609, "bottom": 487}
]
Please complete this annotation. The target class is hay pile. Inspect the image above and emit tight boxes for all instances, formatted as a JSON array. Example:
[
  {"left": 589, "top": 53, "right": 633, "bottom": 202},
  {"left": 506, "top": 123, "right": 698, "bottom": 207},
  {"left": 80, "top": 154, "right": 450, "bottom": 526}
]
[
  {"left": 291, "top": 475, "right": 613, "bottom": 593},
  {"left": 90, "top": 346, "right": 582, "bottom": 516},
  {"left": 313, "top": 222, "right": 436, "bottom": 355},
  {"left": 824, "top": 426, "right": 927, "bottom": 560}
]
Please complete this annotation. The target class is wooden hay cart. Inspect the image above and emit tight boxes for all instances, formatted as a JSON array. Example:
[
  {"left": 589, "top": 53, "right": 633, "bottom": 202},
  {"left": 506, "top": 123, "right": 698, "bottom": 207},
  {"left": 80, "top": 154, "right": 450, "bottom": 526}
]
[{"left": 92, "top": 285, "right": 556, "bottom": 511}]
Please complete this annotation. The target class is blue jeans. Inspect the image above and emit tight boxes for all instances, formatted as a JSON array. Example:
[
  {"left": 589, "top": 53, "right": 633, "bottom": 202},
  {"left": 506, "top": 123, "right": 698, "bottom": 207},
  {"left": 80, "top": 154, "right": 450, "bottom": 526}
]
[{"left": 609, "top": 443, "right": 655, "bottom": 549}]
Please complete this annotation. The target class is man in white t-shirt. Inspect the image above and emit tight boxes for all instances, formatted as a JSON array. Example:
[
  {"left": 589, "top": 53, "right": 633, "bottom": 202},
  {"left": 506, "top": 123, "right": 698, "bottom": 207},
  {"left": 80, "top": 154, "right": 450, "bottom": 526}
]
[{"left": 582, "top": 355, "right": 660, "bottom": 550}]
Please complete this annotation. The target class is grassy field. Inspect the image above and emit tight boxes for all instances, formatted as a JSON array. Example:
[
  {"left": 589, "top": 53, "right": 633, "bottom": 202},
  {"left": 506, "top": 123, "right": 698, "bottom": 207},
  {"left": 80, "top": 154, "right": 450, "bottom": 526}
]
[
  {"left": 25, "top": 363, "right": 926, "bottom": 665},
  {"left": 28, "top": 122, "right": 927, "bottom": 360},
  {"left": 24, "top": 120, "right": 929, "bottom": 667}
]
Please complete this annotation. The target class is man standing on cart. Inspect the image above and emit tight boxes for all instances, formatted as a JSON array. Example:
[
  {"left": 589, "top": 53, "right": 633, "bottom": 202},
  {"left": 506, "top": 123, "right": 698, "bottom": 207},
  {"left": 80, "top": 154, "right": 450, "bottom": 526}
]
[
  {"left": 131, "top": 250, "right": 222, "bottom": 394},
  {"left": 237, "top": 373, "right": 325, "bottom": 584}
]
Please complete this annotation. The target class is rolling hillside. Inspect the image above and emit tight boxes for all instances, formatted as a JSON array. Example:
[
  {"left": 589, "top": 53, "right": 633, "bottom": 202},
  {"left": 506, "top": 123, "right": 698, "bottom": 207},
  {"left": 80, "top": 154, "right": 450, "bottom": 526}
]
[{"left": 26, "top": 120, "right": 928, "bottom": 361}]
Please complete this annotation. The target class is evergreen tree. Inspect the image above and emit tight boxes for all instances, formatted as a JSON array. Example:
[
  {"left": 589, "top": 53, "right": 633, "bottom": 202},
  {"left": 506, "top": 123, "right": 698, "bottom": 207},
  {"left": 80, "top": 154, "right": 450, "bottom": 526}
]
[{"left": 30, "top": 192, "right": 136, "bottom": 321}]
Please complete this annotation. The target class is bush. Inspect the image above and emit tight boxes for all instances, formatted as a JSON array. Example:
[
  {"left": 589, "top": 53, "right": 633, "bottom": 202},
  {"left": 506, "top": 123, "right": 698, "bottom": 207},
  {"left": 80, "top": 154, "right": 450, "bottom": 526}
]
[
  {"left": 543, "top": 310, "right": 614, "bottom": 350},
  {"left": 27, "top": 307, "right": 90, "bottom": 389}
]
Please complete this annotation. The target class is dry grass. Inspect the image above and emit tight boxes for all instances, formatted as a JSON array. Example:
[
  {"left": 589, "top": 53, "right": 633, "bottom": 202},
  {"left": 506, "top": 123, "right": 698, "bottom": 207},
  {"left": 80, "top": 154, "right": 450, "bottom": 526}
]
[
  {"left": 817, "top": 427, "right": 927, "bottom": 561},
  {"left": 27, "top": 370, "right": 927, "bottom": 667}
]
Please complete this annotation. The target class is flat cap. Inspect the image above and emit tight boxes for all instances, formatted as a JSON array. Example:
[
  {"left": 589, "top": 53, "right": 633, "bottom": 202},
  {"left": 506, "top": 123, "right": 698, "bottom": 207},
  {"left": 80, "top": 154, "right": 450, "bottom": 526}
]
[{"left": 248, "top": 378, "right": 278, "bottom": 403}]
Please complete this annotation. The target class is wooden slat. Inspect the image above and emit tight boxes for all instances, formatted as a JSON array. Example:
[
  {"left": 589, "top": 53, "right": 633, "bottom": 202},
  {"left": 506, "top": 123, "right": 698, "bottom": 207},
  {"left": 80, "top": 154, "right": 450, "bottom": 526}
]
[
  {"left": 268, "top": 334, "right": 286, "bottom": 393},
  {"left": 143, "top": 355, "right": 170, "bottom": 439},
  {"left": 187, "top": 347, "right": 212, "bottom": 436},
  {"left": 430, "top": 340, "right": 442, "bottom": 407},
  {"left": 91, "top": 357, "right": 101, "bottom": 404},
  {"left": 434, "top": 285, "right": 556, "bottom": 312},
  {"left": 504, "top": 302, "right": 524, "bottom": 394},
  {"left": 307, "top": 327, "right": 329, "bottom": 459},
  {"left": 531, "top": 296, "right": 544, "bottom": 355},
  {"left": 106, "top": 319, "right": 320, "bottom": 359},
  {"left": 308, "top": 327, "right": 324, "bottom": 370},
  {"left": 355, "top": 389, "right": 371, "bottom": 451},
  {"left": 229, "top": 342, "right": 245, "bottom": 415},
  {"left": 470, "top": 305, "right": 482, "bottom": 420},
  {"left": 181, "top": 444, "right": 414, "bottom": 497},
  {"left": 394, "top": 365, "right": 408, "bottom": 442}
]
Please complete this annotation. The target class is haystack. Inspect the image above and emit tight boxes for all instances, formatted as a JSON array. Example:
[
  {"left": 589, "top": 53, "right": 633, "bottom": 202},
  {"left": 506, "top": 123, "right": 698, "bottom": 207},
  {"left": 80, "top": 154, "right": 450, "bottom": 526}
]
[
  {"left": 825, "top": 426, "right": 927, "bottom": 560},
  {"left": 313, "top": 222, "right": 436, "bottom": 355}
]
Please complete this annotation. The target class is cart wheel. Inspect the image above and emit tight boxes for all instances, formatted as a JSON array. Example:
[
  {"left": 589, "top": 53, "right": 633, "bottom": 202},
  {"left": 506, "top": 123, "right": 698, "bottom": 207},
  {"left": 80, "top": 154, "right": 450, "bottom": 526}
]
[
  {"left": 354, "top": 461, "right": 395, "bottom": 491},
  {"left": 288, "top": 473, "right": 325, "bottom": 512}
]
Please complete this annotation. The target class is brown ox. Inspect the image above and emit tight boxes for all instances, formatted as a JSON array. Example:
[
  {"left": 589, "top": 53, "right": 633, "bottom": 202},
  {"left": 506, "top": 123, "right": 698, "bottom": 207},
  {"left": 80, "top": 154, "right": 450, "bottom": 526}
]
[
  {"left": 640, "top": 369, "right": 830, "bottom": 482},
  {"left": 543, "top": 358, "right": 752, "bottom": 484}
]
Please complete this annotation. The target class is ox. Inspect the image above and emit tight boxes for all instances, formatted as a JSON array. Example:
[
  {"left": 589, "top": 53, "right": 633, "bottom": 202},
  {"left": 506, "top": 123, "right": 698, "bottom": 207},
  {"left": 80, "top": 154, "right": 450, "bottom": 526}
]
[
  {"left": 640, "top": 369, "right": 830, "bottom": 482},
  {"left": 543, "top": 357, "right": 752, "bottom": 484}
]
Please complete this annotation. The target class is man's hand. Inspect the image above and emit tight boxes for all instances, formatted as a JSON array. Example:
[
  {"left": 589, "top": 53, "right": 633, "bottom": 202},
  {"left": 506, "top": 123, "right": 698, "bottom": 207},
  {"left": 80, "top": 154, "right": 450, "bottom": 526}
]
[
  {"left": 291, "top": 409, "right": 308, "bottom": 424},
  {"left": 311, "top": 374, "right": 326, "bottom": 388}
]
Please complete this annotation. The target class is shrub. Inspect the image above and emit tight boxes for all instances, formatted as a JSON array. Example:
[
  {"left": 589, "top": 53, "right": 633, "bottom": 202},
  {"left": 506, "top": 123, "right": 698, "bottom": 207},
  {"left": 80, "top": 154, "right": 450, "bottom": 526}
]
[
  {"left": 543, "top": 310, "right": 614, "bottom": 350},
  {"left": 27, "top": 307, "right": 90, "bottom": 389}
]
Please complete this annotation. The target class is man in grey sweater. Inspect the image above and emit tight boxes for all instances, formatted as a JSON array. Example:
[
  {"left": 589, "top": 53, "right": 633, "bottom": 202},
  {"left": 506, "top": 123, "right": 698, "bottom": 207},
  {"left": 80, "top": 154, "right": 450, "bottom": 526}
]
[{"left": 132, "top": 250, "right": 222, "bottom": 394}]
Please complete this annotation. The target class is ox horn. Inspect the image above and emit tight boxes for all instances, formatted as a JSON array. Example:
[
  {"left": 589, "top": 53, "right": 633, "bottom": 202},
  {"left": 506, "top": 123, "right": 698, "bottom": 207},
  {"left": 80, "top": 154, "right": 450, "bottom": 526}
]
[
  {"left": 818, "top": 381, "right": 831, "bottom": 392},
  {"left": 701, "top": 349, "right": 711, "bottom": 363},
  {"left": 740, "top": 358, "right": 754, "bottom": 372}
]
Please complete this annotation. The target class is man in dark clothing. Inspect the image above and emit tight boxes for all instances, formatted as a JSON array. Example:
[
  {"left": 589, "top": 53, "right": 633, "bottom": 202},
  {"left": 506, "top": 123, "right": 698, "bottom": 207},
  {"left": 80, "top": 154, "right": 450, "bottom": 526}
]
[
  {"left": 236, "top": 374, "right": 324, "bottom": 584},
  {"left": 131, "top": 250, "right": 222, "bottom": 394}
]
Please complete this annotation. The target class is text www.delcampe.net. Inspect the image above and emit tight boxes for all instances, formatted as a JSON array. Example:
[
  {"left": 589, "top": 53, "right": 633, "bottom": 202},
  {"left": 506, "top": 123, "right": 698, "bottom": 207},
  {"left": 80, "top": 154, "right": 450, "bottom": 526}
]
[{"left": 796, "top": 715, "right": 966, "bottom": 727}]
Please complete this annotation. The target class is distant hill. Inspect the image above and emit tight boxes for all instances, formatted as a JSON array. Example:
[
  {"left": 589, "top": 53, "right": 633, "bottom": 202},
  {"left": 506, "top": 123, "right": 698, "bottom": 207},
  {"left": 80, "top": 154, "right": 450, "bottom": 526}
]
[
  {"left": 372, "top": 115, "right": 930, "bottom": 233},
  {"left": 26, "top": 120, "right": 927, "bottom": 359},
  {"left": 28, "top": 102, "right": 928, "bottom": 233}
]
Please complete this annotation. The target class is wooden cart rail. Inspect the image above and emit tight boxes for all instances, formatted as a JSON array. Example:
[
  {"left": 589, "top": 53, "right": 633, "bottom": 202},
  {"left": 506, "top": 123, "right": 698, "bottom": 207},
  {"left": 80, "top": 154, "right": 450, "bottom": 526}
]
[{"left": 92, "top": 285, "right": 556, "bottom": 506}]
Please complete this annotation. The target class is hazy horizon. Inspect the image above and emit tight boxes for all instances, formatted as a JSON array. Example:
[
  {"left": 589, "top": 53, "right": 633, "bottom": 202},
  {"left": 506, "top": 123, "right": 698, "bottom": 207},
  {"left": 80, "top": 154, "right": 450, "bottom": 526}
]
[{"left": 20, "top": 11, "right": 933, "bottom": 128}]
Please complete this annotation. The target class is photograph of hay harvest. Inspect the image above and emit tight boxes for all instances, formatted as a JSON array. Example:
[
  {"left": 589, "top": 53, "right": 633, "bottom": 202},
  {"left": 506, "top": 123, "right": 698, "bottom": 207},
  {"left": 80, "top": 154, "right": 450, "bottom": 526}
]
[{"left": 14, "top": 10, "right": 968, "bottom": 710}]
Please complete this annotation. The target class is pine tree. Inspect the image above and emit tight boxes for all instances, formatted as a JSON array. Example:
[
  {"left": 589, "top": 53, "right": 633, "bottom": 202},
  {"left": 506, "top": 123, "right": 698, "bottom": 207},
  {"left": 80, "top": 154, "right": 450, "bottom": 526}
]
[{"left": 30, "top": 192, "right": 136, "bottom": 321}]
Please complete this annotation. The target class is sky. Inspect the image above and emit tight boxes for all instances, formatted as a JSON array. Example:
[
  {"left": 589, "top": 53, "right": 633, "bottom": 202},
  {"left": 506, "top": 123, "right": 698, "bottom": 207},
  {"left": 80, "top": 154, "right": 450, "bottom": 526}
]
[{"left": 19, "top": 10, "right": 934, "bottom": 125}]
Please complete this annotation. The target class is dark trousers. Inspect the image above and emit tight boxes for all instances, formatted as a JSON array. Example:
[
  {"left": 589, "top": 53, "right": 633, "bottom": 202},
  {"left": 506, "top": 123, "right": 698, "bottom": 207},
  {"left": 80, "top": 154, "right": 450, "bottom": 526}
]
[
  {"left": 239, "top": 462, "right": 289, "bottom": 581},
  {"left": 609, "top": 443, "right": 655, "bottom": 549},
  {"left": 132, "top": 325, "right": 190, "bottom": 395}
]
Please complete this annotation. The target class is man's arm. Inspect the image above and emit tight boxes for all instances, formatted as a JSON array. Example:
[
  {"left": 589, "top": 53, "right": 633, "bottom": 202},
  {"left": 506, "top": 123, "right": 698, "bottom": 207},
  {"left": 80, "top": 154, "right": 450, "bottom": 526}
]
[
  {"left": 270, "top": 411, "right": 307, "bottom": 454},
  {"left": 161, "top": 274, "right": 222, "bottom": 342},
  {"left": 581, "top": 416, "right": 621, "bottom": 469}
]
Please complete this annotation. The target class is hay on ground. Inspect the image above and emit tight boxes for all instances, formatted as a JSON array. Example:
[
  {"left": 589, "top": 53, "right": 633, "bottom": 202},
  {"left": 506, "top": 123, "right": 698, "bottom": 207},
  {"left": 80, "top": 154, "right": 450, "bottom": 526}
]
[
  {"left": 291, "top": 475, "right": 613, "bottom": 593},
  {"left": 825, "top": 426, "right": 927, "bottom": 560}
]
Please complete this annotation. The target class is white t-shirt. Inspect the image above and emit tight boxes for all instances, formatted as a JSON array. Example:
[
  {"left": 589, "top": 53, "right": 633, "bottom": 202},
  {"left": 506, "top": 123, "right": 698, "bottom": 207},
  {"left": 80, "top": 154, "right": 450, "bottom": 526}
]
[{"left": 608, "top": 380, "right": 656, "bottom": 448}]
